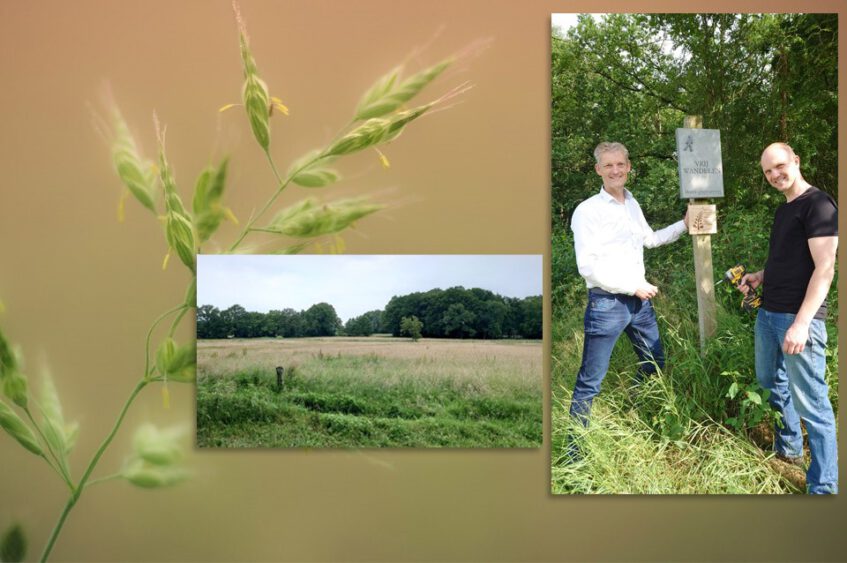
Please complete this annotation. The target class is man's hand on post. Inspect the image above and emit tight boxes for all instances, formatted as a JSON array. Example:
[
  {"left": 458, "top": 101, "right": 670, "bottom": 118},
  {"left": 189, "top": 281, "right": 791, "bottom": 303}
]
[{"left": 634, "top": 283, "right": 659, "bottom": 300}]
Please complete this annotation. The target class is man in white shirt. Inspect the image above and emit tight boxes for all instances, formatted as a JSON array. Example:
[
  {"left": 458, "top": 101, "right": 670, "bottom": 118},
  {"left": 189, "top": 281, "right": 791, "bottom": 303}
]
[{"left": 569, "top": 141, "right": 688, "bottom": 424}]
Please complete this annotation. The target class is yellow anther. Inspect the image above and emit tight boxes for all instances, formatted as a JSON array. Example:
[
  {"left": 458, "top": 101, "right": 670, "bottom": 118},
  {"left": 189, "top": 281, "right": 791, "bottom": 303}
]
[
  {"left": 218, "top": 103, "right": 238, "bottom": 113},
  {"left": 223, "top": 207, "right": 239, "bottom": 225},
  {"left": 162, "top": 251, "right": 171, "bottom": 271},
  {"left": 117, "top": 190, "right": 130, "bottom": 223},
  {"left": 271, "top": 97, "right": 289, "bottom": 115},
  {"left": 376, "top": 147, "right": 390, "bottom": 169}
]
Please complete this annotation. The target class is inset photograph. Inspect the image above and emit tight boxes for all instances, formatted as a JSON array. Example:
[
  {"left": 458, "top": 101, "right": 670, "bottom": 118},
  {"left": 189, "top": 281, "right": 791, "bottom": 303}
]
[
  {"left": 551, "top": 13, "right": 838, "bottom": 494},
  {"left": 196, "top": 255, "right": 542, "bottom": 448}
]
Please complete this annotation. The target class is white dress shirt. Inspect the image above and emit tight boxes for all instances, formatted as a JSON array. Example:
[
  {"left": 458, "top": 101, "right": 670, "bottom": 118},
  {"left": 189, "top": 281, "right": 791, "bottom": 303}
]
[{"left": 571, "top": 186, "right": 687, "bottom": 295}]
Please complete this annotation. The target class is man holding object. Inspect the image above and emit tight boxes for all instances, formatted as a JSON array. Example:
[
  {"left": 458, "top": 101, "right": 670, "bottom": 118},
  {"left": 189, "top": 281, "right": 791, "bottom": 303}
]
[
  {"left": 740, "top": 142, "right": 838, "bottom": 494},
  {"left": 569, "top": 142, "right": 689, "bottom": 424}
]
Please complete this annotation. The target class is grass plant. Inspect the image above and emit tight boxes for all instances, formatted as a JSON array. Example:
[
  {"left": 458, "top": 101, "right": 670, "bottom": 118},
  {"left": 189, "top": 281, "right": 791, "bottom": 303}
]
[{"left": 1, "top": 3, "right": 472, "bottom": 560}]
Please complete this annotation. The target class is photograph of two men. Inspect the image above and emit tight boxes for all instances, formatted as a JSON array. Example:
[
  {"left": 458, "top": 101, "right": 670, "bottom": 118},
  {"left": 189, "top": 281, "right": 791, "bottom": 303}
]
[{"left": 550, "top": 13, "right": 838, "bottom": 495}]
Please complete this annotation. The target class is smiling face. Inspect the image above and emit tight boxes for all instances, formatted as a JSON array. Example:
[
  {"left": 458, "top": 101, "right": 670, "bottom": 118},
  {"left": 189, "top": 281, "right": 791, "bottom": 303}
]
[
  {"left": 595, "top": 149, "right": 631, "bottom": 192},
  {"left": 760, "top": 144, "right": 802, "bottom": 194}
]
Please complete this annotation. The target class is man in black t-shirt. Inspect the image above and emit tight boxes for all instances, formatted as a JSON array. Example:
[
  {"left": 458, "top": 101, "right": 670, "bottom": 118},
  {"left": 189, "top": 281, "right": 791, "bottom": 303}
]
[{"left": 740, "top": 142, "right": 838, "bottom": 494}]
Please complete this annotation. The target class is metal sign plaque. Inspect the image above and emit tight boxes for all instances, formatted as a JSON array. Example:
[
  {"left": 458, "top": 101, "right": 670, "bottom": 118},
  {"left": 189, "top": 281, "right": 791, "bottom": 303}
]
[{"left": 676, "top": 128, "right": 724, "bottom": 199}]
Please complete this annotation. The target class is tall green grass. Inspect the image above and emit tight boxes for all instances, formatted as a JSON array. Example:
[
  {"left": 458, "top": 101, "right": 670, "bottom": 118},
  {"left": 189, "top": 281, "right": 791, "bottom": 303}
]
[{"left": 198, "top": 352, "right": 541, "bottom": 448}]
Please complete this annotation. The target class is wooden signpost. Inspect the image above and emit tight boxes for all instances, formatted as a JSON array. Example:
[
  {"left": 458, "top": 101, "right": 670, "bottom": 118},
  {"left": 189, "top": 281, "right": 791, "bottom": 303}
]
[{"left": 676, "top": 116, "right": 722, "bottom": 351}]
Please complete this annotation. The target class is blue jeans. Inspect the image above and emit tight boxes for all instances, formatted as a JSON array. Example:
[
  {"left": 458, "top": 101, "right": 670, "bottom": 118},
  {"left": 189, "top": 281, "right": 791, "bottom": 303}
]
[
  {"left": 570, "top": 290, "right": 664, "bottom": 424},
  {"left": 755, "top": 309, "right": 838, "bottom": 494}
]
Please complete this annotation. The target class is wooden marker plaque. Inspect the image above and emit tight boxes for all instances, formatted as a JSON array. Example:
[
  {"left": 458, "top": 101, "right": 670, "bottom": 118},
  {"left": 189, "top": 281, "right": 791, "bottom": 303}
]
[{"left": 687, "top": 203, "right": 717, "bottom": 235}]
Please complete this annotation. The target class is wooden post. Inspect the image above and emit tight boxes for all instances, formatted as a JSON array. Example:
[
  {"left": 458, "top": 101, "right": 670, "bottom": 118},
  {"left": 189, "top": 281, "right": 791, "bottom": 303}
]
[{"left": 685, "top": 115, "right": 717, "bottom": 351}]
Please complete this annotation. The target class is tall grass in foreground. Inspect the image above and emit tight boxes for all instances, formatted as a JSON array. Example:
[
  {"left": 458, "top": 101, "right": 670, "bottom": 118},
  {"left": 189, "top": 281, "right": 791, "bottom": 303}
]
[
  {"left": 197, "top": 346, "right": 542, "bottom": 448},
  {"left": 1, "top": 3, "right": 475, "bottom": 560},
  {"left": 551, "top": 208, "right": 838, "bottom": 494}
]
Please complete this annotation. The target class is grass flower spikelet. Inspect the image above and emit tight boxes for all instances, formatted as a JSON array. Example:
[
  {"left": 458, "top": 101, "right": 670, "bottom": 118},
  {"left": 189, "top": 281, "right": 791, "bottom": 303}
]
[
  {"left": 355, "top": 58, "right": 453, "bottom": 120},
  {"left": 325, "top": 103, "right": 433, "bottom": 158},
  {"left": 266, "top": 197, "right": 383, "bottom": 238},
  {"left": 234, "top": 2, "right": 272, "bottom": 151},
  {"left": 121, "top": 423, "right": 189, "bottom": 488},
  {"left": 109, "top": 107, "right": 157, "bottom": 213},
  {"left": 192, "top": 158, "right": 230, "bottom": 243},
  {"left": 289, "top": 150, "right": 341, "bottom": 188},
  {"left": 156, "top": 134, "right": 197, "bottom": 274},
  {"left": 0, "top": 400, "right": 43, "bottom": 457}
]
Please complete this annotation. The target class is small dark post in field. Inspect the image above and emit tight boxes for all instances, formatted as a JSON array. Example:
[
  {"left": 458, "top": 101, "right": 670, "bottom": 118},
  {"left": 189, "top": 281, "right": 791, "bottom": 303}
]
[{"left": 276, "top": 366, "right": 285, "bottom": 391}]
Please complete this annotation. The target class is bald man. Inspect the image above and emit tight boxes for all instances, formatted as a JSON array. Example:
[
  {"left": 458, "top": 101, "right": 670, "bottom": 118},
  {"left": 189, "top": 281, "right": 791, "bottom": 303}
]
[{"left": 740, "top": 142, "right": 838, "bottom": 494}]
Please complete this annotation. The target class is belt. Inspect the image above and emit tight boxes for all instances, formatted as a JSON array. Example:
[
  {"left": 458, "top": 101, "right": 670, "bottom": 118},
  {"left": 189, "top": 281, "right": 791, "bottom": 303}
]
[{"left": 588, "top": 287, "right": 617, "bottom": 296}]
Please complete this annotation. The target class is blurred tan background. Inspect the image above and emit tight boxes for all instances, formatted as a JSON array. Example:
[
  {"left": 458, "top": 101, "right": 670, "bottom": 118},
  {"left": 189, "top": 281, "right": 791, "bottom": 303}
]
[{"left": 0, "top": 0, "right": 845, "bottom": 561}]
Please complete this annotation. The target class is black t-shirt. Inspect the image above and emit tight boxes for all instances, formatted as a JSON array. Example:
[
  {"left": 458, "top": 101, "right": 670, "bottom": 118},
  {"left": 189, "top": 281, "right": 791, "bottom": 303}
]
[{"left": 763, "top": 186, "right": 838, "bottom": 319}]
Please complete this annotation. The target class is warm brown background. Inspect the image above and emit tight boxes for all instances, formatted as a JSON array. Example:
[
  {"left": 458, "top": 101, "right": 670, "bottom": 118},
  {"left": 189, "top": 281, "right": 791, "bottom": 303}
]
[{"left": 0, "top": 1, "right": 844, "bottom": 561}]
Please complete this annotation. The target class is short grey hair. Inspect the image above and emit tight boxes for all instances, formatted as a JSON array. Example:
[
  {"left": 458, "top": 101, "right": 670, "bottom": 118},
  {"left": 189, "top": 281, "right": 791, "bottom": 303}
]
[{"left": 594, "top": 142, "right": 629, "bottom": 164}]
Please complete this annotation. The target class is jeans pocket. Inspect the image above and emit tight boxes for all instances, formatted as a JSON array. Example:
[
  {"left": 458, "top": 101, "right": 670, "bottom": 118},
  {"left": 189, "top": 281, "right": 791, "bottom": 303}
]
[{"left": 590, "top": 295, "right": 616, "bottom": 311}]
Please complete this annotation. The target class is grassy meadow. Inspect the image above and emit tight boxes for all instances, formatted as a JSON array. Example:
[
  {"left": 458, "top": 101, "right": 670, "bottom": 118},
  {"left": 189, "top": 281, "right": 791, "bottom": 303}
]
[{"left": 197, "top": 336, "right": 542, "bottom": 448}]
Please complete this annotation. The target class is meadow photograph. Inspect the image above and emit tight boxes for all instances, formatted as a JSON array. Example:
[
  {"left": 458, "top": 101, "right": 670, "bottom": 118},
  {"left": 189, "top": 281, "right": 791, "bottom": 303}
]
[{"left": 196, "top": 254, "right": 543, "bottom": 448}]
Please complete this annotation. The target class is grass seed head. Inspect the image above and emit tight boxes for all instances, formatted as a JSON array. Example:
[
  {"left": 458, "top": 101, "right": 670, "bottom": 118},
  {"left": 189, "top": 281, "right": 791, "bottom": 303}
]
[
  {"left": 122, "top": 423, "right": 189, "bottom": 488},
  {"left": 0, "top": 400, "right": 43, "bottom": 457},
  {"left": 192, "top": 158, "right": 230, "bottom": 242},
  {"left": 289, "top": 150, "right": 341, "bottom": 188},
  {"left": 156, "top": 126, "right": 197, "bottom": 273},
  {"left": 325, "top": 103, "right": 433, "bottom": 158},
  {"left": 132, "top": 423, "right": 186, "bottom": 466},
  {"left": 2, "top": 367, "right": 28, "bottom": 409},
  {"left": 355, "top": 58, "right": 453, "bottom": 120},
  {"left": 39, "top": 366, "right": 74, "bottom": 458},
  {"left": 234, "top": 2, "right": 272, "bottom": 151},
  {"left": 0, "top": 328, "right": 18, "bottom": 380},
  {"left": 155, "top": 338, "right": 196, "bottom": 383},
  {"left": 109, "top": 106, "right": 157, "bottom": 213},
  {"left": 267, "top": 197, "right": 383, "bottom": 238},
  {"left": 122, "top": 458, "right": 190, "bottom": 489}
]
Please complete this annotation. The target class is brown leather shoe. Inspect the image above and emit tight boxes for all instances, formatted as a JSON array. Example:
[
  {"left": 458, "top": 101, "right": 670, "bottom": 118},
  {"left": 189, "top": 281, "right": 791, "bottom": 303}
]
[{"left": 776, "top": 453, "right": 805, "bottom": 468}]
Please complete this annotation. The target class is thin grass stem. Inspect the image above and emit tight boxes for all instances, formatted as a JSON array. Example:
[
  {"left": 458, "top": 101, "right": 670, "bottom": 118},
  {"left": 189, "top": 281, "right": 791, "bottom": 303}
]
[
  {"left": 40, "top": 379, "right": 147, "bottom": 562},
  {"left": 228, "top": 150, "right": 321, "bottom": 252}
]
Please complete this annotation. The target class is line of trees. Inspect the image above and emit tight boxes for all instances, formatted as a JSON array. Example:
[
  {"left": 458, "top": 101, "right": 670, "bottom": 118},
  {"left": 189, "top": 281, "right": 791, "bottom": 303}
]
[
  {"left": 197, "top": 287, "right": 542, "bottom": 340},
  {"left": 197, "top": 303, "right": 342, "bottom": 339},
  {"left": 382, "top": 287, "right": 542, "bottom": 339}
]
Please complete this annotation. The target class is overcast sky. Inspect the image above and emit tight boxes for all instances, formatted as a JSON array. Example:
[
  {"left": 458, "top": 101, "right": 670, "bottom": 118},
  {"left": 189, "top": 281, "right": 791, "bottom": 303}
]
[{"left": 198, "top": 255, "right": 542, "bottom": 322}]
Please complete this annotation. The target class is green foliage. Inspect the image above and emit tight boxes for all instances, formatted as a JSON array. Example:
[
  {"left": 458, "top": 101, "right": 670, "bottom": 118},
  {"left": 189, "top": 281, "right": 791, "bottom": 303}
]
[
  {"left": 721, "top": 370, "right": 779, "bottom": 432},
  {"left": 399, "top": 316, "right": 423, "bottom": 341},
  {"left": 552, "top": 13, "right": 837, "bottom": 234},
  {"left": 198, "top": 288, "right": 543, "bottom": 341},
  {"left": 302, "top": 303, "right": 342, "bottom": 337},
  {"left": 383, "top": 287, "right": 542, "bottom": 339},
  {"left": 0, "top": 523, "right": 26, "bottom": 563},
  {"left": 344, "top": 310, "right": 383, "bottom": 336}
]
